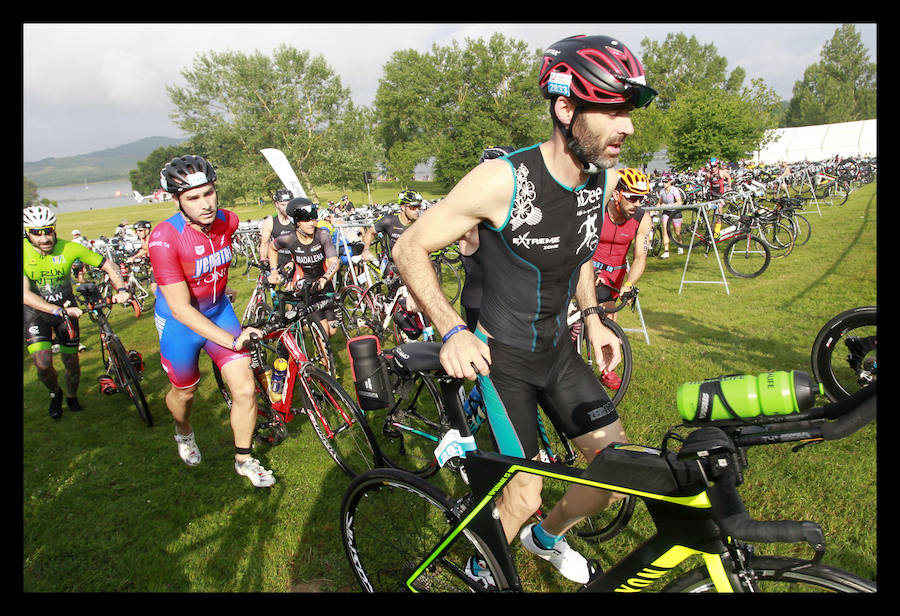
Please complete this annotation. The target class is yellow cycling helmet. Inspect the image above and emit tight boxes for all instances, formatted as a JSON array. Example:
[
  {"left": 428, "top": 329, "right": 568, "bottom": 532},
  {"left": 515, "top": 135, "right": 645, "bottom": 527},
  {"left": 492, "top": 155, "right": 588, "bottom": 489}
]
[{"left": 616, "top": 168, "right": 651, "bottom": 195}]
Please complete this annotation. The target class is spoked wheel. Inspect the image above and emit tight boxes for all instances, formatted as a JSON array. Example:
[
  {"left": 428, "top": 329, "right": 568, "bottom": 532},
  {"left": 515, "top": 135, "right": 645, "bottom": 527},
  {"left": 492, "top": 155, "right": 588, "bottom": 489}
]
[
  {"left": 341, "top": 469, "right": 504, "bottom": 592},
  {"left": 104, "top": 334, "right": 152, "bottom": 426},
  {"left": 723, "top": 234, "right": 771, "bottom": 278},
  {"left": 579, "top": 317, "right": 632, "bottom": 407}
]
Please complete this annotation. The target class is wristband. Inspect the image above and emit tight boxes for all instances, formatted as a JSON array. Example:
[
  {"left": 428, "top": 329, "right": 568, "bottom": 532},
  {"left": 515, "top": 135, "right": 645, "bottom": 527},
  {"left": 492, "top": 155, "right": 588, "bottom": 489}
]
[
  {"left": 442, "top": 324, "right": 468, "bottom": 343},
  {"left": 53, "top": 307, "right": 65, "bottom": 318},
  {"left": 622, "top": 281, "right": 633, "bottom": 289},
  {"left": 231, "top": 336, "right": 240, "bottom": 351}
]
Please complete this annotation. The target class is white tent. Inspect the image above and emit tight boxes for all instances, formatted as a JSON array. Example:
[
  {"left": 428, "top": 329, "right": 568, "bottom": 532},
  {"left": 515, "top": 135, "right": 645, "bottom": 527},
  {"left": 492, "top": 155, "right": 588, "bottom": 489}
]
[{"left": 755, "top": 119, "right": 877, "bottom": 164}]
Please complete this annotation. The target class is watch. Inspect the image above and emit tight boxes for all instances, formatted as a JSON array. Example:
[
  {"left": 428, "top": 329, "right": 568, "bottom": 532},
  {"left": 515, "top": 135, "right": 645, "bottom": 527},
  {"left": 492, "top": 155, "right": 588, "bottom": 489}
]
[{"left": 581, "top": 306, "right": 604, "bottom": 318}]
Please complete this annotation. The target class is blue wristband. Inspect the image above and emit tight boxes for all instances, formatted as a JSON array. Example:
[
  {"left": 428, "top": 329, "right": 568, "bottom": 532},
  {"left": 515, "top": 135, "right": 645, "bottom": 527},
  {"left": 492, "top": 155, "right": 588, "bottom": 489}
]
[{"left": 442, "top": 324, "right": 468, "bottom": 343}]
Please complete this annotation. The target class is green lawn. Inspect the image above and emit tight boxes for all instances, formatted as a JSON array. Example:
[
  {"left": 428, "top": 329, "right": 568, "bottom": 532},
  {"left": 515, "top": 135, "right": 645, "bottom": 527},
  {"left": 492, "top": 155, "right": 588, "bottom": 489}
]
[{"left": 23, "top": 183, "right": 877, "bottom": 592}]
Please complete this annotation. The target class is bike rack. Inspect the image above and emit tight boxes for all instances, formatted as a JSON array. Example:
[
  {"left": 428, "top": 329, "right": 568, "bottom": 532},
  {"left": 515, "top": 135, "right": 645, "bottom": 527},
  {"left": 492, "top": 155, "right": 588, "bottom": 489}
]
[
  {"left": 619, "top": 257, "right": 650, "bottom": 345},
  {"left": 677, "top": 202, "right": 730, "bottom": 296}
]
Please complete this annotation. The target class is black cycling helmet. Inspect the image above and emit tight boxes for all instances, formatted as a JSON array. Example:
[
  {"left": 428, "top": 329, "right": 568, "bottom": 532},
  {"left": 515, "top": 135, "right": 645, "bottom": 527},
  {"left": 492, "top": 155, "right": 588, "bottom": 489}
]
[
  {"left": 273, "top": 188, "right": 294, "bottom": 203},
  {"left": 480, "top": 146, "right": 515, "bottom": 163},
  {"left": 159, "top": 155, "right": 217, "bottom": 195},
  {"left": 538, "top": 35, "right": 656, "bottom": 109},
  {"left": 133, "top": 220, "right": 152, "bottom": 230},
  {"left": 286, "top": 197, "right": 317, "bottom": 223}
]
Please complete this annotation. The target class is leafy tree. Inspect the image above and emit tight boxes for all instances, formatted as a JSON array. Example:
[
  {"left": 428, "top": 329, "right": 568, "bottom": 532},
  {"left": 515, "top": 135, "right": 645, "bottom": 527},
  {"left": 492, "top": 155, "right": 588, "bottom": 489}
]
[
  {"left": 24, "top": 176, "right": 39, "bottom": 207},
  {"left": 375, "top": 34, "right": 548, "bottom": 191},
  {"left": 665, "top": 80, "right": 781, "bottom": 170},
  {"left": 129, "top": 144, "right": 192, "bottom": 195},
  {"left": 166, "top": 45, "right": 382, "bottom": 204},
  {"left": 784, "top": 24, "right": 876, "bottom": 127}
]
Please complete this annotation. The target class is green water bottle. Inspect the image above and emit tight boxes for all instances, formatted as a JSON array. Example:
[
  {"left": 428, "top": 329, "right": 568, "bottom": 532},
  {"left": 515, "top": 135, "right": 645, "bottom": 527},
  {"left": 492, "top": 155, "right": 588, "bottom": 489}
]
[{"left": 677, "top": 370, "right": 822, "bottom": 422}]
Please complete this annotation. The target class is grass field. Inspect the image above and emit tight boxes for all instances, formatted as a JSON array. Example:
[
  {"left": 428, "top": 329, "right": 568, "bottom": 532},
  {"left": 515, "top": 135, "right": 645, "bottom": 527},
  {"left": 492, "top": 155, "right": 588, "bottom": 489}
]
[{"left": 23, "top": 182, "right": 877, "bottom": 593}]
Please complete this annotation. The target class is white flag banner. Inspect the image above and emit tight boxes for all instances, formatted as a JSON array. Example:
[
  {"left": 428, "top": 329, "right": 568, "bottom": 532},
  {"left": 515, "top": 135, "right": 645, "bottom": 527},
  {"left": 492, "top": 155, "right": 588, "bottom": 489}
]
[{"left": 260, "top": 148, "right": 308, "bottom": 200}]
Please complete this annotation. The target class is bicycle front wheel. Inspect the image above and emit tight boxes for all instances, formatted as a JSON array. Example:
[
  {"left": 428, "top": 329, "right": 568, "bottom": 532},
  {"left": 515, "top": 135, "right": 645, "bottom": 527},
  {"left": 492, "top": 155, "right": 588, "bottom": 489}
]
[
  {"left": 724, "top": 234, "right": 770, "bottom": 278},
  {"left": 341, "top": 468, "right": 504, "bottom": 592},
  {"left": 300, "top": 364, "right": 381, "bottom": 477},
  {"left": 105, "top": 334, "right": 152, "bottom": 427},
  {"left": 338, "top": 285, "right": 381, "bottom": 340},
  {"left": 664, "top": 556, "right": 876, "bottom": 592}
]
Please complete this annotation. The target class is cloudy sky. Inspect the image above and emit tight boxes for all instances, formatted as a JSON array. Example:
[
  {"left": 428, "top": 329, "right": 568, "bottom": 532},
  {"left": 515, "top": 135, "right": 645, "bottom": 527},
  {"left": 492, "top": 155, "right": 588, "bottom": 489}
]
[{"left": 22, "top": 22, "right": 877, "bottom": 162}]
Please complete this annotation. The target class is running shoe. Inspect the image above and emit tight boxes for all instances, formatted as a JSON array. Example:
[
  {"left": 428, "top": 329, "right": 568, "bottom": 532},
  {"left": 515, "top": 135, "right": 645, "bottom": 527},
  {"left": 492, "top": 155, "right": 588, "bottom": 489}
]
[
  {"left": 601, "top": 371, "right": 622, "bottom": 390},
  {"left": 66, "top": 396, "right": 84, "bottom": 412},
  {"left": 174, "top": 431, "right": 202, "bottom": 467},
  {"left": 519, "top": 523, "right": 591, "bottom": 584},
  {"left": 235, "top": 456, "right": 276, "bottom": 488},
  {"left": 49, "top": 389, "right": 63, "bottom": 421},
  {"left": 465, "top": 555, "right": 496, "bottom": 590}
]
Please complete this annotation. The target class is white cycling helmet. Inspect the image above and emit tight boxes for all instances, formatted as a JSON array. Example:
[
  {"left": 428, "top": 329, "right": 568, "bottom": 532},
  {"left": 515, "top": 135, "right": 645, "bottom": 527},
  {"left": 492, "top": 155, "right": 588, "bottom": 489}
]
[{"left": 23, "top": 205, "right": 56, "bottom": 229}]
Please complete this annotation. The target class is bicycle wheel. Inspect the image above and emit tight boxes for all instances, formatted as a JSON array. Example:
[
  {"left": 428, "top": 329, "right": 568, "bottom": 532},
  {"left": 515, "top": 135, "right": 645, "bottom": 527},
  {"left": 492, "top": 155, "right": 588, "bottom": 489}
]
[
  {"left": 299, "top": 363, "right": 380, "bottom": 477},
  {"left": 811, "top": 306, "right": 876, "bottom": 402},
  {"left": 664, "top": 556, "right": 876, "bottom": 592},
  {"left": 341, "top": 468, "right": 504, "bottom": 592},
  {"left": 666, "top": 208, "right": 700, "bottom": 250},
  {"left": 104, "top": 333, "right": 152, "bottom": 426},
  {"left": 788, "top": 213, "right": 811, "bottom": 247},
  {"left": 647, "top": 219, "right": 663, "bottom": 257},
  {"left": 723, "top": 234, "right": 770, "bottom": 278},
  {"left": 338, "top": 284, "right": 381, "bottom": 340},
  {"left": 293, "top": 319, "right": 336, "bottom": 377},
  {"left": 579, "top": 317, "right": 632, "bottom": 408},
  {"left": 372, "top": 370, "right": 446, "bottom": 478},
  {"left": 434, "top": 256, "right": 462, "bottom": 306},
  {"left": 758, "top": 220, "right": 795, "bottom": 260}
]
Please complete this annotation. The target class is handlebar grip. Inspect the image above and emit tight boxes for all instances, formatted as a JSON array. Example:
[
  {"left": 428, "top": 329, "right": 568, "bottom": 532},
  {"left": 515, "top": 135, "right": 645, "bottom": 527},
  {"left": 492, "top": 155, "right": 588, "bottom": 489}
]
[{"left": 818, "top": 384, "right": 876, "bottom": 441}]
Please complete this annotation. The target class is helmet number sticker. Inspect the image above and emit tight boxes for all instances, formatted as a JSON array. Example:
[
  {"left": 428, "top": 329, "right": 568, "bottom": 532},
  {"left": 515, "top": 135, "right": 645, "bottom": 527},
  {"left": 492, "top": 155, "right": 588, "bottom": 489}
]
[{"left": 547, "top": 72, "right": 572, "bottom": 96}]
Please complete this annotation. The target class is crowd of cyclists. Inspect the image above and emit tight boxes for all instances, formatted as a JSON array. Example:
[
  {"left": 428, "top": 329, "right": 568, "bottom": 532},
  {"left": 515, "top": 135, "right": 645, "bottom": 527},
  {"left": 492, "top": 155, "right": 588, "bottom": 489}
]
[{"left": 24, "top": 32, "right": 876, "bottom": 590}]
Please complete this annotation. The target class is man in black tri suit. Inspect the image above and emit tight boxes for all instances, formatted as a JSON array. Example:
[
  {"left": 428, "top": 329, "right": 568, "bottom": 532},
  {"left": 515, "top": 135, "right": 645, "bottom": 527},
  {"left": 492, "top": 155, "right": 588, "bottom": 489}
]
[{"left": 393, "top": 34, "right": 657, "bottom": 586}]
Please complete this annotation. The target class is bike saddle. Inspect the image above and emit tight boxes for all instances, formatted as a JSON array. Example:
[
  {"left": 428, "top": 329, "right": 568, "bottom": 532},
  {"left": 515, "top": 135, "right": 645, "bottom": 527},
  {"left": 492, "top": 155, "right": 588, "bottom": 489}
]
[{"left": 389, "top": 341, "right": 444, "bottom": 374}]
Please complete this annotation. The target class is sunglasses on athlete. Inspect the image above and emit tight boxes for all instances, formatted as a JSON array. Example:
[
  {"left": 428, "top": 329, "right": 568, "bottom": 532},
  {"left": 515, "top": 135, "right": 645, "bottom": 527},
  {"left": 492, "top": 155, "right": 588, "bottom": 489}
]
[
  {"left": 620, "top": 192, "right": 645, "bottom": 203},
  {"left": 27, "top": 227, "right": 56, "bottom": 236}
]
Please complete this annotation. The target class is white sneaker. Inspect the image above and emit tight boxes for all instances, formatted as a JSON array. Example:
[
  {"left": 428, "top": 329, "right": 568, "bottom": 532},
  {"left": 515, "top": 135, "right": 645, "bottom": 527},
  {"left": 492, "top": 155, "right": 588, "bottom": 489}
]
[
  {"left": 660, "top": 251, "right": 669, "bottom": 259},
  {"left": 677, "top": 247, "right": 684, "bottom": 255},
  {"left": 520, "top": 523, "right": 590, "bottom": 584},
  {"left": 175, "top": 432, "right": 201, "bottom": 466},
  {"left": 465, "top": 555, "right": 496, "bottom": 590},
  {"left": 235, "top": 456, "right": 276, "bottom": 488}
]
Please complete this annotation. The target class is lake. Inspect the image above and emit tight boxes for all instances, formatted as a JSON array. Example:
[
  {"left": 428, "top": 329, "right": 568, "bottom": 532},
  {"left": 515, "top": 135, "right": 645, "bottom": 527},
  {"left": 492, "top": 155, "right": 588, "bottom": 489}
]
[{"left": 38, "top": 180, "right": 143, "bottom": 214}]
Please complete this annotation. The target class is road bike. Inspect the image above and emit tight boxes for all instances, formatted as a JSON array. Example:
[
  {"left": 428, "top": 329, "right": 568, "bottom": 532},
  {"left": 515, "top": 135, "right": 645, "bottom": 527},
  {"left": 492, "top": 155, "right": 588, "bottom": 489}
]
[
  {"left": 241, "top": 263, "right": 337, "bottom": 377},
  {"left": 338, "top": 272, "right": 433, "bottom": 346},
  {"left": 340, "top": 342, "right": 877, "bottom": 593},
  {"left": 211, "top": 305, "right": 379, "bottom": 477},
  {"left": 347, "top": 337, "right": 636, "bottom": 543},
  {"left": 811, "top": 306, "right": 876, "bottom": 402},
  {"left": 75, "top": 283, "right": 152, "bottom": 427},
  {"left": 667, "top": 210, "right": 772, "bottom": 278}
]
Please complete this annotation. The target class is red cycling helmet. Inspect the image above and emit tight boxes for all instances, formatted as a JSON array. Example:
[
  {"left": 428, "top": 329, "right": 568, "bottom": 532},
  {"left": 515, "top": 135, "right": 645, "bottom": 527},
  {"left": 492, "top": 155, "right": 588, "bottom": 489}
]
[{"left": 539, "top": 35, "right": 656, "bottom": 109}]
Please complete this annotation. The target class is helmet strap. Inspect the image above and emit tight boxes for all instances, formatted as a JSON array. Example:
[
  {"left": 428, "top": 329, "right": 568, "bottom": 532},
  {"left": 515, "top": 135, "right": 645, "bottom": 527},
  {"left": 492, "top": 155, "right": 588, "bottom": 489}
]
[{"left": 563, "top": 106, "right": 601, "bottom": 175}]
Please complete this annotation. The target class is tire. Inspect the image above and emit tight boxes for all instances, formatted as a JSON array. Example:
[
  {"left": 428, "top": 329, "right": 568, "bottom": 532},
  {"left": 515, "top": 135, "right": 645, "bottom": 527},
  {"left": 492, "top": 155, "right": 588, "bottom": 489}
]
[
  {"left": 571, "top": 494, "right": 636, "bottom": 543},
  {"left": 789, "top": 213, "right": 811, "bottom": 247},
  {"left": 338, "top": 285, "right": 381, "bottom": 340},
  {"left": 723, "top": 234, "right": 770, "bottom": 278},
  {"left": 663, "top": 556, "right": 876, "bottom": 592},
  {"left": 105, "top": 334, "right": 152, "bottom": 427},
  {"left": 341, "top": 468, "right": 504, "bottom": 592},
  {"left": 757, "top": 220, "right": 795, "bottom": 260},
  {"left": 293, "top": 319, "right": 336, "bottom": 377},
  {"left": 811, "top": 306, "right": 877, "bottom": 402},
  {"left": 666, "top": 208, "right": 699, "bottom": 250},
  {"left": 647, "top": 219, "right": 663, "bottom": 257},
  {"left": 300, "top": 364, "right": 381, "bottom": 477},
  {"left": 372, "top": 371, "right": 446, "bottom": 478},
  {"left": 433, "top": 256, "right": 462, "bottom": 306},
  {"left": 579, "top": 317, "right": 632, "bottom": 408}
]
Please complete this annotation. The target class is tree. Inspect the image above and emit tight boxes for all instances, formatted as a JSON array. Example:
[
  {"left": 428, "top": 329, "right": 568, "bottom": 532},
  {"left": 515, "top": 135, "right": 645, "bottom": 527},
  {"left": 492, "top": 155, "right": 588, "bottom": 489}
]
[
  {"left": 784, "top": 24, "right": 876, "bottom": 127},
  {"left": 665, "top": 81, "right": 781, "bottom": 170},
  {"left": 129, "top": 144, "right": 191, "bottom": 195},
  {"left": 375, "top": 34, "right": 548, "bottom": 191},
  {"left": 166, "top": 45, "right": 382, "bottom": 203}
]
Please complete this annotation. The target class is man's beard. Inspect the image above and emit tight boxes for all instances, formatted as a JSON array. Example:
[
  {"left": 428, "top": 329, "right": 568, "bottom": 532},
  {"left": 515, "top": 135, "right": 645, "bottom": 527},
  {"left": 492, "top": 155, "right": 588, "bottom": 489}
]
[{"left": 568, "top": 115, "right": 620, "bottom": 171}]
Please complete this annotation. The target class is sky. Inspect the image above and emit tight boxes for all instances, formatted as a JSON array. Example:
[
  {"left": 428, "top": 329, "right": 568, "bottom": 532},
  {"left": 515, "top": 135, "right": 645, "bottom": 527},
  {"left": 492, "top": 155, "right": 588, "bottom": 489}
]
[{"left": 22, "top": 22, "right": 878, "bottom": 162}]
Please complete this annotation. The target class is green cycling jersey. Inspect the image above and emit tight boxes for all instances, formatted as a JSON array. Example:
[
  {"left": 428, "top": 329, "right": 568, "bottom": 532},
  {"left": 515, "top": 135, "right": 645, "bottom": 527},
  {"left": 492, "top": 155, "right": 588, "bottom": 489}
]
[{"left": 23, "top": 237, "right": 105, "bottom": 307}]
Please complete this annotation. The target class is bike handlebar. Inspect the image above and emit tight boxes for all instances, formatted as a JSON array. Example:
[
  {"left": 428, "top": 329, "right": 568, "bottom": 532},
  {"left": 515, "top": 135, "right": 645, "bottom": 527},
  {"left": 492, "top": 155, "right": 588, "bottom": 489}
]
[{"left": 75, "top": 283, "right": 141, "bottom": 318}]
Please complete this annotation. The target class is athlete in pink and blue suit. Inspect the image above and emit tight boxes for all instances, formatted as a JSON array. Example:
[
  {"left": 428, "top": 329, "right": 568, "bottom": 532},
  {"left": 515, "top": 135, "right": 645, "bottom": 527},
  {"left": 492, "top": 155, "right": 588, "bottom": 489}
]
[{"left": 149, "top": 155, "right": 275, "bottom": 487}]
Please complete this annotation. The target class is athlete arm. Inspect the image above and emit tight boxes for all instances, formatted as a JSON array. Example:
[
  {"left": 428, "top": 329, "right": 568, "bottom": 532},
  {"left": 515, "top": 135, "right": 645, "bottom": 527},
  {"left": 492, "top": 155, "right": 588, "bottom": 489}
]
[
  {"left": 99, "top": 258, "right": 131, "bottom": 303},
  {"left": 258, "top": 216, "right": 273, "bottom": 258},
  {"left": 22, "top": 275, "right": 69, "bottom": 316},
  {"left": 624, "top": 214, "right": 652, "bottom": 290},
  {"left": 156, "top": 281, "right": 255, "bottom": 349},
  {"left": 575, "top": 261, "right": 621, "bottom": 373}
]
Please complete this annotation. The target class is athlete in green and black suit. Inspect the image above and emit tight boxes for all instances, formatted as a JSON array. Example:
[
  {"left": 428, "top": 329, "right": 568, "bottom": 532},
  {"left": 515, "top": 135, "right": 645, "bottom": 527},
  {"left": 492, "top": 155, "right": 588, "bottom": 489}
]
[
  {"left": 23, "top": 205, "right": 131, "bottom": 420},
  {"left": 393, "top": 35, "right": 657, "bottom": 587}
]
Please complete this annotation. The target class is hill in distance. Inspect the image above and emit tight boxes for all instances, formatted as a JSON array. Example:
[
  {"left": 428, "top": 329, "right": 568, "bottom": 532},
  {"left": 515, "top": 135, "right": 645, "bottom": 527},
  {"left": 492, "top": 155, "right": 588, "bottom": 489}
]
[{"left": 24, "top": 136, "right": 185, "bottom": 188}]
